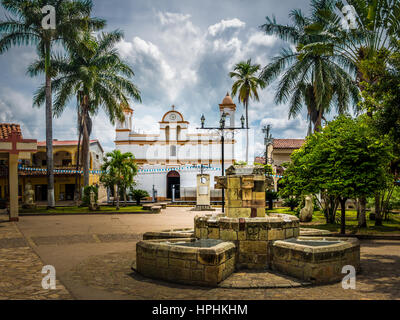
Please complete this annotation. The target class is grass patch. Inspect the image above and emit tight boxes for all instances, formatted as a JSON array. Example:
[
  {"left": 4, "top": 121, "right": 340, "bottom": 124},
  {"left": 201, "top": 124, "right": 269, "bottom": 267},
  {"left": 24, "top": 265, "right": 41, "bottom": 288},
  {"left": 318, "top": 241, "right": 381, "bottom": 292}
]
[
  {"left": 267, "top": 207, "right": 400, "bottom": 235},
  {"left": 20, "top": 205, "right": 145, "bottom": 214}
]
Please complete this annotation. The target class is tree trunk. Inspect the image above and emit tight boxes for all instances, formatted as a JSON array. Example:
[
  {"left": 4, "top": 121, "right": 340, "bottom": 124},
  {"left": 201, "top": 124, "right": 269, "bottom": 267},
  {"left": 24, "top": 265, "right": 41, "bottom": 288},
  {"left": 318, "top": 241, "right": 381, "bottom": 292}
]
[
  {"left": 375, "top": 192, "right": 383, "bottom": 226},
  {"left": 81, "top": 105, "right": 90, "bottom": 187},
  {"left": 245, "top": 100, "right": 249, "bottom": 163},
  {"left": 358, "top": 197, "right": 367, "bottom": 228},
  {"left": 45, "top": 42, "right": 55, "bottom": 209},
  {"left": 74, "top": 111, "right": 83, "bottom": 205},
  {"left": 340, "top": 198, "right": 347, "bottom": 235},
  {"left": 123, "top": 189, "right": 127, "bottom": 207},
  {"left": 268, "top": 199, "right": 273, "bottom": 210},
  {"left": 314, "top": 109, "right": 323, "bottom": 133},
  {"left": 116, "top": 184, "right": 120, "bottom": 210}
]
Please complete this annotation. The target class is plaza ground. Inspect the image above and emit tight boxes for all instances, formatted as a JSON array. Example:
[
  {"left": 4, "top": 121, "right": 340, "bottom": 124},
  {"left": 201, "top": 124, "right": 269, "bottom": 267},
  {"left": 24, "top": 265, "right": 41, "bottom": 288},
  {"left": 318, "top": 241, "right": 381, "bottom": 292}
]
[{"left": 1, "top": 207, "right": 400, "bottom": 300}]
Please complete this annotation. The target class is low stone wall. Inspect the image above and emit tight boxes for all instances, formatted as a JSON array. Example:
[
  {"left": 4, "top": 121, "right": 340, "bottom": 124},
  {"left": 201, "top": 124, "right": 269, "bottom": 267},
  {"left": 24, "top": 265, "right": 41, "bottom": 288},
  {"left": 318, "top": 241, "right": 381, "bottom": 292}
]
[
  {"left": 135, "top": 238, "right": 236, "bottom": 287},
  {"left": 299, "top": 228, "right": 332, "bottom": 236},
  {"left": 194, "top": 213, "right": 300, "bottom": 270},
  {"left": 143, "top": 229, "right": 194, "bottom": 240},
  {"left": 270, "top": 236, "right": 360, "bottom": 284}
]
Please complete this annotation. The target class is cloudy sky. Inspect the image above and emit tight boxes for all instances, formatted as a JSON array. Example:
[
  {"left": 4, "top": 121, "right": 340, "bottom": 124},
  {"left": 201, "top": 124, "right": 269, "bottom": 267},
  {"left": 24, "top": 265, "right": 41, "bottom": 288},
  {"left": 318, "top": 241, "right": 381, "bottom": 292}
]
[{"left": 0, "top": 0, "right": 313, "bottom": 159}]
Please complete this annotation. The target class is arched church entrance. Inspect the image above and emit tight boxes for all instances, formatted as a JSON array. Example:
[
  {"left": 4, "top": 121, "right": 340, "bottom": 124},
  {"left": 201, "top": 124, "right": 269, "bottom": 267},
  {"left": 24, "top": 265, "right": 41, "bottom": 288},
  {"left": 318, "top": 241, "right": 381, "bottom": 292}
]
[{"left": 167, "top": 170, "right": 180, "bottom": 199}]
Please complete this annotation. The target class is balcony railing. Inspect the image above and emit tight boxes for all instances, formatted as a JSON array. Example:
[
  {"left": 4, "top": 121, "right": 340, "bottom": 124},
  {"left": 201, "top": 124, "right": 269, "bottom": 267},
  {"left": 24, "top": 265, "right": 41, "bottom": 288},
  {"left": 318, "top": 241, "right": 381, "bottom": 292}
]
[{"left": 18, "top": 165, "right": 103, "bottom": 175}]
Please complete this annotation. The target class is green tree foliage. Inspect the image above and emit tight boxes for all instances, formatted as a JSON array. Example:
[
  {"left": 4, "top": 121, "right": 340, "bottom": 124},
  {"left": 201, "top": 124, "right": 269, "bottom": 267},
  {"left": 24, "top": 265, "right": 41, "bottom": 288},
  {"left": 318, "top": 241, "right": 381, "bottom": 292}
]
[
  {"left": 229, "top": 59, "right": 266, "bottom": 162},
  {"left": 260, "top": 1, "right": 359, "bottom": 134},
  {"left": 29, "top": 30, "right": 141, "bottom": 188},
  {"left": 280, "top": 115, "right": 393, "bottom": 233},
  {"left": 0, "top": 0, "right": 105, "bottom": 207},
  {"left": 358, "top": 41, "right": 400, "bottom": 224},
  {"left": 100, "top": 150, "right": 138, "bottom": 210},
  {"left": 130, "top": 189, "right": 150, "bottom": 206}
]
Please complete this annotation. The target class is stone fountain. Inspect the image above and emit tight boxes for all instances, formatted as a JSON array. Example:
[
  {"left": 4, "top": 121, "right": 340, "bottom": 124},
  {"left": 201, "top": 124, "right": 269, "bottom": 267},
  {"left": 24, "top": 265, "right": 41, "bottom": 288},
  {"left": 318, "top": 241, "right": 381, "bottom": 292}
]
[{"left": 134, "top": 165, "right": 360, "bottom": 287}]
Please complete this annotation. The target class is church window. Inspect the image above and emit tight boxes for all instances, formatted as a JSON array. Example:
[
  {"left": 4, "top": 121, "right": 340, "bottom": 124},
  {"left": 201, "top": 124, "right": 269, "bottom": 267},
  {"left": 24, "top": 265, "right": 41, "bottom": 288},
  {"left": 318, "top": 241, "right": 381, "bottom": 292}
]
[{"left": 170, "top": 145, "right": 176, "bottom": 157}]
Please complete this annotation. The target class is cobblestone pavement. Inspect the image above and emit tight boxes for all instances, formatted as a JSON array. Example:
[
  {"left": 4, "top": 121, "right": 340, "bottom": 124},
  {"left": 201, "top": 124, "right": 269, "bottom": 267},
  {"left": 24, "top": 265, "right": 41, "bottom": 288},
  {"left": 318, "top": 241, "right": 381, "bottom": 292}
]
[
  {"left": 218, "top": 270, "right": 311, "bottom": 288},
  {"left": 2, "top": 210, "right": 400, "bottom": 300},
  {"left": 62, "top": 240, "right": 400, "bottom": 300},
  {"left": 0, "top": 220, "right": 73, "bottom": 300}
]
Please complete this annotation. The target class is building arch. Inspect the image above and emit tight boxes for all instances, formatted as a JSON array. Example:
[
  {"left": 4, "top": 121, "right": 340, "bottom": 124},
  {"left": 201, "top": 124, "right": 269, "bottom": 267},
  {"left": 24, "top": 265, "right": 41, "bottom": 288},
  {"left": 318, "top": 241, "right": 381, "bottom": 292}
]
[{"left": 166, "top": 170, "right": 180, "bottom": 199}]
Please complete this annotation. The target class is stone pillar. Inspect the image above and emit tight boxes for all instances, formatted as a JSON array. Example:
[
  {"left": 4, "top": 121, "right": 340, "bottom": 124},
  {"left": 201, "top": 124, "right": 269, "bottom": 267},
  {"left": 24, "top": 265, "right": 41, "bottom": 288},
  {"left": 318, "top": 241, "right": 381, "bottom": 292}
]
[
  {"left": 194, "top": 174, "right": 214, "bottom": 211},
  {"left": 9, "top": 153, "right": 19, "bottom": 222},
  {"left": 215, "top": 165, "right": 266, "bottom": 218}
]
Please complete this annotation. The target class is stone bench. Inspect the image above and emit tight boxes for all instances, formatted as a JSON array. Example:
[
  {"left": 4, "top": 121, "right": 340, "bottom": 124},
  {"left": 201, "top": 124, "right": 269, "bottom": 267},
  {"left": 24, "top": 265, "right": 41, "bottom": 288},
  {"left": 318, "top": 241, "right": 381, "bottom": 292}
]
[
  {"left": 142, "top": 204, "right": 154, "bottom": 211},
  {"left": 151, "top": 206, "right": 162, "bottom": 213},
  {"left": 158, "top": 203, "right": 168, "bottom": 209}
]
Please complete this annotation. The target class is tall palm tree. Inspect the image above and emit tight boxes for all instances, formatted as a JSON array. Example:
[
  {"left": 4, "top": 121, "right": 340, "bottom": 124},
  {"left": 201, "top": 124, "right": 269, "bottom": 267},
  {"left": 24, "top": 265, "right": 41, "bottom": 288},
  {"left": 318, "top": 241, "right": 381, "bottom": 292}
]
[
  {"left": 300, "top": 0, "right": 400, "bottom": 227},
  {"left": 229, "top": 59, "right": 266, "bottom": 162},
  {"left": 301, "top": 0, "right": 400, "bottom": 90},
  {"left": 260, "top": 4, "right": 359, "bottom": 133},
  {"left": 29, "top": 30, "right": 141, "bottom": 188},
  {"left": 0, "top": 0, "right": 105, "bottom": 208},
  {"left": 101, "top": 150, "right": 137, "bottom": 210}
]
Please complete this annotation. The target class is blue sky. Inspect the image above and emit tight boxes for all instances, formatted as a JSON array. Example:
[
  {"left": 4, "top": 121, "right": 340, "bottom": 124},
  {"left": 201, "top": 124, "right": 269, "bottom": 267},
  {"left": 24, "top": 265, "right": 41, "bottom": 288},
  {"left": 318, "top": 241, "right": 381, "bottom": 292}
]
[{"left": 0, "top": 0, "right": 312, "bottom": 158}]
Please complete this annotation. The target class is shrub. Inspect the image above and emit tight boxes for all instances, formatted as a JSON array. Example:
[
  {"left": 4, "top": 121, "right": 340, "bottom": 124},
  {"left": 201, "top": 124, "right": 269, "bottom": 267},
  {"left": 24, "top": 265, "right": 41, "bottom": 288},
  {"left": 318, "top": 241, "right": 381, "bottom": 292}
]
[
  {"left": 82, "top": 185, "right": 98, "bottom": 207},
  {"left": 283, "top": 197, "right": 300, "bottom": 211},
  {"left": 130, "top": 189, "right": 150, "bottom": 205}
]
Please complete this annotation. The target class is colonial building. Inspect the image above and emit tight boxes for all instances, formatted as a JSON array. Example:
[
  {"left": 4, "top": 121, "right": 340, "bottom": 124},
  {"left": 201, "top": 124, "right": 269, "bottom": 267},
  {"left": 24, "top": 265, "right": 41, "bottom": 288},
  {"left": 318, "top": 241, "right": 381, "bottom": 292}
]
[
  {"left": 256, "top": 138, "right": 305, "bottom": 191},
  {"left": 115, "top": 93, "right": 239, "bottom": 201},
  {"left": 0, "top": 123, "right": 37, "bottom": 221},
  {"left": 1, "top": 139, "right": 104, "bottom": 204}
]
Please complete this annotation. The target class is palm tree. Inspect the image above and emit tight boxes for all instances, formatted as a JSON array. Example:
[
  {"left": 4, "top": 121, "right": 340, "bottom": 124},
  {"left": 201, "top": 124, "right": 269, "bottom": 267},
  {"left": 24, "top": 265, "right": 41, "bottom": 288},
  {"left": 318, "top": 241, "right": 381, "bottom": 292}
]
[
  {"left": 260, "top": 5, "right": 359, "bottom": 133},
  {"left": 0, "top": 0, "right": 105, "bottom": 208},
  {"left": 101, "top": 150, "right": 137, "bottom": 210},
  {"left": 300, "top": 0, "right": 400, "bottom": 227},
  {"left": 229, "top": 59, "right": 266, "bottom": 162},
  {"left": 29, "top": 30, "right": 141, "bottom": 188},
  {"left": 300, "top": 0, "right": 400, "bottom": 90}
]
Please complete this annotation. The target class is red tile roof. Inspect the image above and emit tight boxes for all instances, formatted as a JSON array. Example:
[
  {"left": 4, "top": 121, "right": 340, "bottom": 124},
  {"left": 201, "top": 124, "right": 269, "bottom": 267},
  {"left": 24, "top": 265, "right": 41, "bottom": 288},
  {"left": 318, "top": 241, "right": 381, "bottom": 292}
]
[
  {"left": 0, "top": 123, "right": 22, "bottom": 140},
  {"left": 273, "top": 139, "right": 305, "bottom": 149},
  {"left": 37, "top": 139, "right": 99, "bottom": 147}
]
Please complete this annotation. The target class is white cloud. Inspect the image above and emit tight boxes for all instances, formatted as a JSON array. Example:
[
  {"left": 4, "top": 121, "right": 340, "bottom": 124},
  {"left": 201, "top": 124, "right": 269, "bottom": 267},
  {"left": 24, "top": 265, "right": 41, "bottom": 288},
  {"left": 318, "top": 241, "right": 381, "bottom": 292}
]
[
  {"left": 208, "top": 18, "right": 246, "bottom": 36},
  {"left": 157, "top": 12, "right": 192, "bottom": 25}
]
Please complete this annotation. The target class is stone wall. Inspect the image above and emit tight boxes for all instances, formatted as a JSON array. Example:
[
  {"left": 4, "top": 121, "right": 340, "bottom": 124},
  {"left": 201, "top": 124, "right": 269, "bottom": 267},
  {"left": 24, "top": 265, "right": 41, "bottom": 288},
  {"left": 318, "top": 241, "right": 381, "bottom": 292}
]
[
  {"left": 270, "top": 237, "right": 360, "bottom": 283},
  {"left": 194, "top": 213, "right": 300, "bottom": 270},
  {"left": 136, "top": 238, "right": 236, "bottom": 287}
]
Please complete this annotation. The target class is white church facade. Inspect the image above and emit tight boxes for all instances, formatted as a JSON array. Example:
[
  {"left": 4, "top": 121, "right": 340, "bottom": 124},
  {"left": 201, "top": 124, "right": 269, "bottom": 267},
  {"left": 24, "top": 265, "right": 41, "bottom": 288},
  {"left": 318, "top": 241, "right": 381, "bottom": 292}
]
[{"left": 114, "top": 93, "right": 239, "bottom": 201}]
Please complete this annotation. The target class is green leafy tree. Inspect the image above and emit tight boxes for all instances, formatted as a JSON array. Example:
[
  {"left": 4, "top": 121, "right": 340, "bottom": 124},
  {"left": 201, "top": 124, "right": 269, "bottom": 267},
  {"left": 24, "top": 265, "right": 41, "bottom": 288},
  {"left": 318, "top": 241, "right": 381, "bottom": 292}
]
[
  {"left": 300, "top": 0, "right": 400, "bottom": 91},
  {"left": 229, "top": 59, "right": 266, "bottom": 162},
  {"left": 29, "top": 30, "right": 141, "bottom": 189},
  {"left": 281, "top": 115, "right": 393, "bottom": 233},
  {"left": 358, "top": 42, "right": 400, "bottom": 225},
  {"left": 0, "top": 0, "right": 105, "bottom": 208},
  {"left": 130, "top": 189, "right": 150, "bottom": 206},
  {"left": 101, "top": 150, "right": 137, "bottom": 210}
]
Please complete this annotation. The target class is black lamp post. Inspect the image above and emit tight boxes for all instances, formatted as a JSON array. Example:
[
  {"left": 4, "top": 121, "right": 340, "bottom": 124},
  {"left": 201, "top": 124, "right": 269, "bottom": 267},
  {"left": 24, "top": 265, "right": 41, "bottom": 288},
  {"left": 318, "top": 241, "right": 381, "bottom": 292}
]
[
  {"left": 198, "top": 113, "right": 247, "bottom": 213},
  {"left": 262, "top": 124, "right": 274, "bottom": 165}
]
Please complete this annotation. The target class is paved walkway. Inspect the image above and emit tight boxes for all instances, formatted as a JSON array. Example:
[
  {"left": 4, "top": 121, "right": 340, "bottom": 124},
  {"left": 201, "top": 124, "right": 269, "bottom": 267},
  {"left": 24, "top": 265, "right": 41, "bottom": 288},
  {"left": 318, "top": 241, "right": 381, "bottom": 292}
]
[
  {"left": 0, "top": 219, "right": 72, "bottom": 300},
  {"left": 0, "top": 208, "right": 399, "bottom": 300}
]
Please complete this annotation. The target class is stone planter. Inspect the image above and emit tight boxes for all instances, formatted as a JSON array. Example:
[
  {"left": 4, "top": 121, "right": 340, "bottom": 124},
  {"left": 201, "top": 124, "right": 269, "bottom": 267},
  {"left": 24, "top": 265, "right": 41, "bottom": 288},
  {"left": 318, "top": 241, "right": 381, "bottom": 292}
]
[
  {"left": 135, "top": 238, "right": 236, "bottom": 287},
  {"left": 270, "top": 236, "right": 360, "bottom": 283}
]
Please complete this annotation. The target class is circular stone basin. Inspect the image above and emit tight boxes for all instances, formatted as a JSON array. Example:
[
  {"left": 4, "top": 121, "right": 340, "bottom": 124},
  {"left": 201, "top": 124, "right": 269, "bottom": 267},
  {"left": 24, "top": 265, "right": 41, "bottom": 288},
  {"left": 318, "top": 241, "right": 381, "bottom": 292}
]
[
  {"left": 300, "top": 228, "right": 332, "bottom": 236},
  {"left": 143, "top": 228, "right": 194, "bottom": 240},
  {"left": 135, "top": 238, "right": 236, "bottom": 287},
  {"left": 172, "top": 239, "right": 224, "bottom": 248},
  {"left": 270, "top": 236, "right": 360, "bottom": 284},
  {"left": 283, "top": 238, "right": 341, "bottom": 246},
  {"left": 194, "top": 213, "right": 300, "bottom": 270}
]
